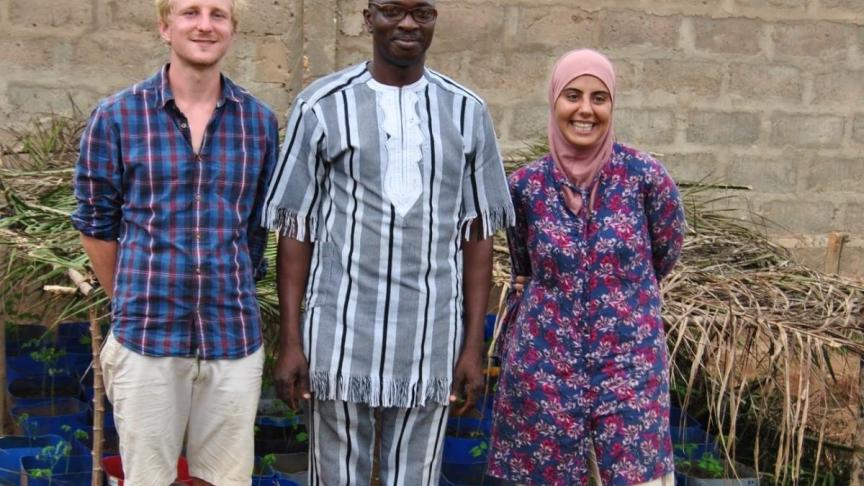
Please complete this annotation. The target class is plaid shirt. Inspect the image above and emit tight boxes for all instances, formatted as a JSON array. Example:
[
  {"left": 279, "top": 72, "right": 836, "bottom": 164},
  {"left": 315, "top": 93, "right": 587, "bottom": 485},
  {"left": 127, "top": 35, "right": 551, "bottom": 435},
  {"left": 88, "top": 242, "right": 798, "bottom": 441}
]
[{"left": 71, "top": 65, "right": 278, "bottom": 359}]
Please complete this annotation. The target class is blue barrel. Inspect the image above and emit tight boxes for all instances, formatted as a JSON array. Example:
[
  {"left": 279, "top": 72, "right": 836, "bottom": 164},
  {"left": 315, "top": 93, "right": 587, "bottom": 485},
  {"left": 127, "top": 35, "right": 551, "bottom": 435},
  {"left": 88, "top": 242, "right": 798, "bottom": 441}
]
[
  {"left": 20, "top": 454, "right": 92, "bottom": 486},
  {"left": 11, "top": 398, "right": 90, "bottom": 436},
  {"left": 0, "top": 435, "right": 64, "bottom": 486}
]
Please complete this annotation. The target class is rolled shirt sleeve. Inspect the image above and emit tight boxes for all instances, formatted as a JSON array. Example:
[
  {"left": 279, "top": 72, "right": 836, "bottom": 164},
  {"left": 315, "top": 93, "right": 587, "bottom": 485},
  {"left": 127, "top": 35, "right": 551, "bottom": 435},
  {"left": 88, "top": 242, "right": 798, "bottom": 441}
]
[
  {"left": 71, "top": 104, "right": 123, "bottom": 240},
  {"left": 248, "top": 111, "right": 280, "bottom": 281}
]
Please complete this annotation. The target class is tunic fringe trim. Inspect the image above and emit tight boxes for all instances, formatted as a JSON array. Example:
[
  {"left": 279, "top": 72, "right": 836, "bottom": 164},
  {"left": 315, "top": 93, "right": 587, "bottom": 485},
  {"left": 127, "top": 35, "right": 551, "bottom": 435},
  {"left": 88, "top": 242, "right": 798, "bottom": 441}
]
[
  {"left": 460, "top": 205, "right": 517, "bottom": 241},
  {"left": 309, "top": 371, "right": 451, "bottom": 408},
  {"left": 265, "top": 207, "right": 317, "bottom": 242}
]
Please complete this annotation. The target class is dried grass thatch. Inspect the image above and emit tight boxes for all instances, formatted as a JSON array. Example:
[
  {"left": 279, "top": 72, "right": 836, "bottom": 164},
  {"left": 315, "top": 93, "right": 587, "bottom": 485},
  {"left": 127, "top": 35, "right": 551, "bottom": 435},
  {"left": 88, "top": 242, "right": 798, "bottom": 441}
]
[{"left": 2, "top": 119, "right": 863, "bottom": 483}]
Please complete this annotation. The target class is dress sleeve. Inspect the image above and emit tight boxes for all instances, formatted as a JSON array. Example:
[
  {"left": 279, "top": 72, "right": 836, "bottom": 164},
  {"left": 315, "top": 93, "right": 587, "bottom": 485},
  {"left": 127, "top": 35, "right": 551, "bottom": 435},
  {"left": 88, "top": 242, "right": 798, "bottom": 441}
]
[
  {"left": 460, "top": 100, "right": 515, "bottom": 241},
  {"left": 262, "top": 100, "right": 326, "bottom": 242},
  {"left": 248, "top": 111, "right": 280, "bottom": 281},
  {"left": 71, "top": 104, "right": 123, "bottom": 240},
  {"left": 644, "top": 160, "right": 686, "bottom": 282}
]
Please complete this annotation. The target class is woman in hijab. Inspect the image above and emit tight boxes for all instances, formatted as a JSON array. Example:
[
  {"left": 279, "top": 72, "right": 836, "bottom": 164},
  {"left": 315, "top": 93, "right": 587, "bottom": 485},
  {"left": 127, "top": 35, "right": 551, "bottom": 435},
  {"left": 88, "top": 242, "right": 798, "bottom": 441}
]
[{"left": 487, "top": 49, "right": 685, "bottom": 486}]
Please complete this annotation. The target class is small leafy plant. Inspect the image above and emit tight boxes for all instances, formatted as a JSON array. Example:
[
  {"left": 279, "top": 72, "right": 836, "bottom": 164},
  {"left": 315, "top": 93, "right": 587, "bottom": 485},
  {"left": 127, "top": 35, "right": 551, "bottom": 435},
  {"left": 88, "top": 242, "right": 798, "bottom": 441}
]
[
  {"left": 675, "top": 447, "right": 725, "bottom": 479},
  {"left": 469, "top": 441, "right": 488, "bottom": 459}
]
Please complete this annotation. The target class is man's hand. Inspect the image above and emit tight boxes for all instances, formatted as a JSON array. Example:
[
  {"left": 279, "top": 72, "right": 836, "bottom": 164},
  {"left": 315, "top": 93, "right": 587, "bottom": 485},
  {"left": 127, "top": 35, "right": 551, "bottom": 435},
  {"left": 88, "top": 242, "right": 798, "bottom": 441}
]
[
  {"left": 449, "top": 344, "right": 484, "bottom": 415},
  {"left": 274, "top": 343, "right": 311, "bottom": 410}
]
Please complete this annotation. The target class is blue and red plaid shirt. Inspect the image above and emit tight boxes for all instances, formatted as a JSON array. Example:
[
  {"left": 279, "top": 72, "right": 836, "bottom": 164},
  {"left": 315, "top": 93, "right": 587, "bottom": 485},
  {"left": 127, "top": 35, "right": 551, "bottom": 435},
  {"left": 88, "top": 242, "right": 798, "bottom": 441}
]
[{"left": 71, "top": 65, "right": 278, "bottom": 359}]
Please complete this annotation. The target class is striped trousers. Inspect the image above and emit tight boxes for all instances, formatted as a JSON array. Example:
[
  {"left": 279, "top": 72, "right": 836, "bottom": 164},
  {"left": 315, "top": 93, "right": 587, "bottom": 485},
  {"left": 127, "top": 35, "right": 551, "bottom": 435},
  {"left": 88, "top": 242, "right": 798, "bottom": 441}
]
[{"left": 306, "top": 399, "right": 449, "bottom": 486}]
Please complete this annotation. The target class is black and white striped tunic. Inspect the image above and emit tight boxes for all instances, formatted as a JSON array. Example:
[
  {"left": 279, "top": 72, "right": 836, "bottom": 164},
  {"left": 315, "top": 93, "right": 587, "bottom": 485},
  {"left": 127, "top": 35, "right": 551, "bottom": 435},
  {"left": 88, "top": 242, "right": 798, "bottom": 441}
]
[{"left": 263, "top": 62, "right": 514, "bottom": 408}]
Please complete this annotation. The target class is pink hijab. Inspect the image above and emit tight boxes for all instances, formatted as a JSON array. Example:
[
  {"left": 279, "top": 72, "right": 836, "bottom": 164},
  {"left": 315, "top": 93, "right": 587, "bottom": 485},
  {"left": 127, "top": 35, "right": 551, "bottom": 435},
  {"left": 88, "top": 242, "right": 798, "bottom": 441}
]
[{"left": 547, "top": 49, "right": 616, "bottom": 213}]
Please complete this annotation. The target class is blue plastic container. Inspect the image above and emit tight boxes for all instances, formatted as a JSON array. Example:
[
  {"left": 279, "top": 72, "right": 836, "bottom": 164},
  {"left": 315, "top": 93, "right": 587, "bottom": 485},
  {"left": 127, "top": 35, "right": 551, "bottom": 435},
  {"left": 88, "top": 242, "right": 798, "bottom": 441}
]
[
  {"left": 7, "top": 375, "right": 83, "bottom": 408},
  {"left": 0, "top": 435, "right": 64, "bottom": 485},
  {"left": 56, "top": 322, "right": 91, "bottom": 354},
  {"left": 441, "top": 423, "right": 489, "bottom": 486},
  {"left": 483, "top": 314, "right": 497, "bottom": 342},
  {"left": 671, "top": 426, "right": 712, "bottom": 445},
  {"left": 20, "top": 454, "right": 92, "bottom": 486},
  {"left": 670, "top": 406, "right": 701, "bottom": 429},
  {"left": 447, "top": 416, "right": 491, "bottom": 438},
  {"left": 11, "top": 398, "right": 90, "bottom": 436},
  {"left": 5, "top": 324, "right": 52, "bottom": 357}
]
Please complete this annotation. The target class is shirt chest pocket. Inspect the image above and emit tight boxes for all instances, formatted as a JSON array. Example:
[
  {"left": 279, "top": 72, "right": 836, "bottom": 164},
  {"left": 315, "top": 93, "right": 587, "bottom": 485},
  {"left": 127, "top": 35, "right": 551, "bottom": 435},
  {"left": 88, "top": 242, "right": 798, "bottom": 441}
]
[{"left": 207, "top": 146, "right": 265, "bottom": 207}]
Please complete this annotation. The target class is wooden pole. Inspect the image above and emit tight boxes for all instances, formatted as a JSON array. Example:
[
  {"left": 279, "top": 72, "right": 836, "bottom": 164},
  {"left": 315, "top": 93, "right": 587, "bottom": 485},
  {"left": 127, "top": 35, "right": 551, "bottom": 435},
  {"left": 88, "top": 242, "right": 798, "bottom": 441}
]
[
  {"left": 824, "top": 232, "right": 847, "bottom": 274},
  {"left": 852, "top": 356, "right": 864, "bottom": 486},
  {"left": 0, "top": 294, "right": 6, "bottom": 434},
  {"left": 88, "top": 307, "right": 105, "bottom": 486},
  {"left": 45, "top": 269, "right": 103, "bottom": 486}
]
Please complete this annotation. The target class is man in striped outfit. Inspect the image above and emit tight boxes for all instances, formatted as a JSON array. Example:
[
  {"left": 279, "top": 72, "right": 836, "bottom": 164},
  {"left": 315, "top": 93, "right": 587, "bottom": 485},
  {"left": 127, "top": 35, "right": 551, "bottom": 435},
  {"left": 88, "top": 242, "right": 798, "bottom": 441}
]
[{"left": 263, "top": 0, "right": 514, "bottom": 483}]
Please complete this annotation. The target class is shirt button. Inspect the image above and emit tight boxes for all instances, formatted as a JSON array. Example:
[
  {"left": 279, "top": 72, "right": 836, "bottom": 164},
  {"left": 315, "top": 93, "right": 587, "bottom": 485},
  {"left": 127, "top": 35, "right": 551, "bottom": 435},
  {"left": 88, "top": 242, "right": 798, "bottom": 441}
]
[
  {"left": 195, "top": 233, "right": 201, "bottom": 241},
  {"left": 180, "top": 122, "right": 188, "bottom": 129},
  {"left": 195, "top": 193, "right": 201, "bottom": 201},
  {"left": 195, "top": 267, "right": 201, "bottom": 274}
]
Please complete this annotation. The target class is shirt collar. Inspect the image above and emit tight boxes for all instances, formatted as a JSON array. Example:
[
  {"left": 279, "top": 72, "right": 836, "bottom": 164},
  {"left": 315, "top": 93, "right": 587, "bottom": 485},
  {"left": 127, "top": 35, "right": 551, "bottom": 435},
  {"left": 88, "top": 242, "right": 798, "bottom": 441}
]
[{"left": 156, "top": 64, "right": 242, "bottom": 108}]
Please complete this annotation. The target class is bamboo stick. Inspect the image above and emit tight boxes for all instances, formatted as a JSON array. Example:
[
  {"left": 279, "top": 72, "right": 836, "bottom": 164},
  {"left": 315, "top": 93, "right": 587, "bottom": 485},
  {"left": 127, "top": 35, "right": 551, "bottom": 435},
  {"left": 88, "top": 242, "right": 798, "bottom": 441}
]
[
  {"left": 44, "top": 269, "right": 104, "bottom": 486},
  {"left": 852, "top": 356, "right": 864, "bottom": 486},
  {"left": 88, "top": 307, "right": 104, "bottom": 486},
  {"left": 0, "top": 296, "right": 6, "bottom": 434}
]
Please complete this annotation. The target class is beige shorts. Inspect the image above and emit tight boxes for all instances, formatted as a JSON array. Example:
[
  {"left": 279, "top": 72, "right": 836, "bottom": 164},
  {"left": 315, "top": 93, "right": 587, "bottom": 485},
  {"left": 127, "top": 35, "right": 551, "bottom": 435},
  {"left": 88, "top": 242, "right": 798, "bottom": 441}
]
[{"left": 101, "top": 333, "right": 264, "bottom": 486}]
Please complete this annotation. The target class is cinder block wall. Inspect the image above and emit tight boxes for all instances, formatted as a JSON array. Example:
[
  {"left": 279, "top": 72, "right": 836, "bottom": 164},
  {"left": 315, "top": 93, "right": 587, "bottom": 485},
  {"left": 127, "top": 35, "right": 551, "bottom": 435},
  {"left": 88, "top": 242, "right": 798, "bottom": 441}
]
[{"left": 0, "top": 0, "right": 862, "bottom": 274}]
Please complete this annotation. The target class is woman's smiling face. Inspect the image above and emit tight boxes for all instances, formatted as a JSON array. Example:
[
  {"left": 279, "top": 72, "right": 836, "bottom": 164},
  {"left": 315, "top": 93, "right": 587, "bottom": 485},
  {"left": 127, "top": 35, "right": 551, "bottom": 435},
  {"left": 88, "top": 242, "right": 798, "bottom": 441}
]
[{"left": 554, "top": 74, "right": 612, "bottom": 150}]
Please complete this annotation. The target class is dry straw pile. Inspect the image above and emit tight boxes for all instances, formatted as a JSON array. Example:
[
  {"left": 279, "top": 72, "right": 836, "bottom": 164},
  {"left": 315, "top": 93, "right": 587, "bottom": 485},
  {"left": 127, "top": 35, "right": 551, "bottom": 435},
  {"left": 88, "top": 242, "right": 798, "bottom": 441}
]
[{"left": 1, "top": 119, "right": 862, "bottom": 483}]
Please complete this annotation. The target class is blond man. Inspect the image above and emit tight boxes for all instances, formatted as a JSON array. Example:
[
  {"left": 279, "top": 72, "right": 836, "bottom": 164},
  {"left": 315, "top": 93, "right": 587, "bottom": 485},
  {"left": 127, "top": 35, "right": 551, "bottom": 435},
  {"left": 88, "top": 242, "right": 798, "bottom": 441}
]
[{"left": 72, "top": 1, "right": 278, "bottom": 484}]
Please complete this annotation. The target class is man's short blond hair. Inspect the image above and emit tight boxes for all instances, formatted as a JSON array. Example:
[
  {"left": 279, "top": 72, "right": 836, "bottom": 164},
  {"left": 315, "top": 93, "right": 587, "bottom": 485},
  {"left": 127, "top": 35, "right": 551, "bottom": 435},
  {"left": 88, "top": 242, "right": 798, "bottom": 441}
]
[{"left": 155, "top": 0, "right": 245, "bottom": 31}]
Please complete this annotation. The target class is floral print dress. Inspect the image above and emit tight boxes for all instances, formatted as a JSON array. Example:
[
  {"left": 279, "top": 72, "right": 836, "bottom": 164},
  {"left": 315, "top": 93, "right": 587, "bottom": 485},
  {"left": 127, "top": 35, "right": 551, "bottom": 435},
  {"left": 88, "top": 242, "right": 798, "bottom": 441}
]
[{"left": 487, "top": 144, "right": 686, "bottom": 486}]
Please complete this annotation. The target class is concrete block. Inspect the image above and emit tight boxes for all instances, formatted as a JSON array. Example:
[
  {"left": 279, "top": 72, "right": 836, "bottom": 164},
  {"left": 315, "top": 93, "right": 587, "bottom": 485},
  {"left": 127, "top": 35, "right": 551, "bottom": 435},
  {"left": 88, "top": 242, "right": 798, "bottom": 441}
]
[
  {"left": 727, "top": 63, "right": 802, "bottom": 103},
  {"left": 508, "top": 102, "right": 548, "bottom": 142},
  {"left": 106, "top": 0, "right": 155, "bottom": 31},
  {"left": 334, "top": 34, "right": 371, "bottom": 69},
  {"left": 853, "top": 115, "right": 864, "bottom": 144},
  {"left": 770, "top": 113, "right": 845, "bottom": 148},
  {"left": 4, "top": 82, "right": 102, "bottom": 118},
  {"left": 461, "top": 50, "right": 555, "bottom": 102},
  {"left": 71, "top": 32, "right": 164, "bottom": 80},
  {"left": 615, "top": 108, "right": 676, "bottom": 147},
  {"left": 253, "top": 36, "right": 296, "bottom": 84},
  {"left": 725, "top": 154, "right": 799, "bottom": 193},
  {"left": 641, "top": 59, "right": 723, "bottom": 97},
  {"left": 338, "top": 0, "right": 365, "bottom": 37},
  {"left": 686, "top": 111, "right": 761, "bottom": 146},
  {"left": 772, "top": 21, "right": 852, "bottom": 59},
  {"left": 599, "top": 11, "right": 681, "bottom": 50},
  {"left": 612, "top": 58, "right": 640, "bottom": 95},
  {"left": 734, "top": 0, "right": 807, "bottom": 7},
  {"left": 819, "top": 0, "right": 864, "bottom": 14},
  {"left": 0, "top": 36, "right": 58, "bottom": 69},
  {"left": 514, "top": 6, "right": 596, "bottom": 49},
  {"left": 662, "top": 152, "right": 724, "bottom": 185},
  {"left": 240, "top": 0, "right": 300, "bottom": 36},
  {"left": 801, "top": 158, "right": 864, "bottom": 193},
  {"left": 758, "top": 198, "right": 838, "bottom": 234},
  {"left": 433, "top": 3, "right": 506, "bottom": 54},
  {"left": 811, "top": 69, "right": 864, "bottom": 106},
  {"left": 841, "top": 202, "right": 864, "bottom": 233},
  {"left": 239, "top": 81, "right": 294, "bottom": 118},
  {"left": 10, "top": 0, "right": 93, "bottom": 28},
  {"left": 692, "top": 17, "right": 762, "bottom": 56}
]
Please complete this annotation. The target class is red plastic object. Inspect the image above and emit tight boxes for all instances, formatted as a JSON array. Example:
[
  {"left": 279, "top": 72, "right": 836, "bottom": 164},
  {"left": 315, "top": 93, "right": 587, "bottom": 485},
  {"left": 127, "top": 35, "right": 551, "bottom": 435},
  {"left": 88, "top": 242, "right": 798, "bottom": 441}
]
[{"left": 102, "top": 455, "right": 193, "bottom": 485}]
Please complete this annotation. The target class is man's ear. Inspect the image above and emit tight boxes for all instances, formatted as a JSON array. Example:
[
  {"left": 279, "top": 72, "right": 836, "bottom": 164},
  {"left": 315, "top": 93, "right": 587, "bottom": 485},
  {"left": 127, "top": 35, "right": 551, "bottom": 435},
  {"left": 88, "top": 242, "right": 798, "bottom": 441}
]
[
  {"left": 158, "top": 20, "right": 172, "bottom": 44},
  {"left": 362, "top": 9, "right": 373, "bottom": 34}
]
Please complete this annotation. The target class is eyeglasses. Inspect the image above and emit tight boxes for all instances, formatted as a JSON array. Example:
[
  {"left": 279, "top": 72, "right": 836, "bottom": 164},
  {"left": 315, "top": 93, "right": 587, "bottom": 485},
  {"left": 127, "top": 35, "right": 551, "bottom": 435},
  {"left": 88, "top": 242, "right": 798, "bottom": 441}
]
[{"left": 368, "top": 2, "right": 438, "bottom": 24}]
